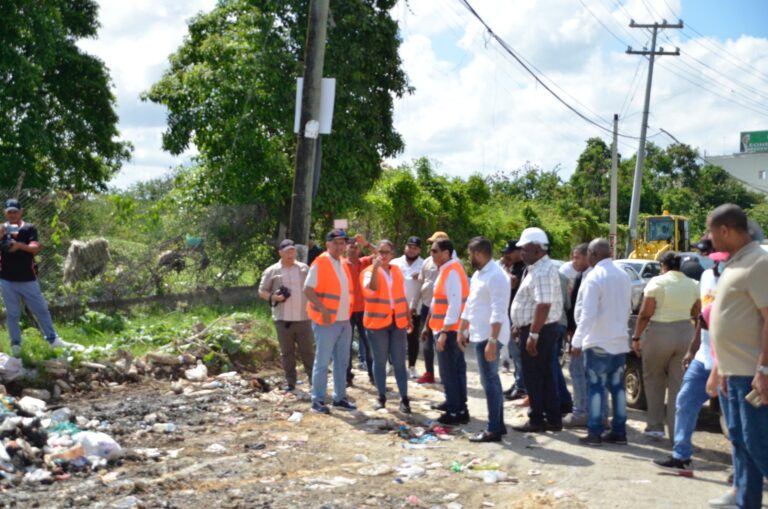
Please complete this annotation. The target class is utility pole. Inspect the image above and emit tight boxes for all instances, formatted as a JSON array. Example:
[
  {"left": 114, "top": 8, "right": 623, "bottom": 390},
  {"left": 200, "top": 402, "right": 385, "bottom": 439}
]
[
  {"left": 289, "top": 0, "right": 330, "bottom": 255},
  {"left": 626, "top": 20, "right": 682, "bottom": 254},
  {"left": 609, "top": 114, "right": 618, "bottom": 257}
]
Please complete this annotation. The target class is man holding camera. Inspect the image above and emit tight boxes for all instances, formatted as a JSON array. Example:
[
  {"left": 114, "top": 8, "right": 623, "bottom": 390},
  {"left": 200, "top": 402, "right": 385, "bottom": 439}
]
[
  {"left": 259, "top": 239, "right": 315, "bottom": 392},
  {"left": 1, "top": 199, "right": 80, "bottom": 356}
]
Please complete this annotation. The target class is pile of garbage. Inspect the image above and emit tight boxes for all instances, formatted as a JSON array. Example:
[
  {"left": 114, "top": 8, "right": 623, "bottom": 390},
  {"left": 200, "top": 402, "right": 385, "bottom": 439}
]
[{"left": 0, "top": 392, "right": 122, "bottom": 486}]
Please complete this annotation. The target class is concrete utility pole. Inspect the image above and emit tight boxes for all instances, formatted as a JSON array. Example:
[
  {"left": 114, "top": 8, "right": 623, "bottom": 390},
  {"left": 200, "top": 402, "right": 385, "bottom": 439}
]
[
  {"left": 289, "top": 0, "right": 330, "bottom": 252},
  {"left": 610, "top": 114, "right": 618, "bottom": 257},
  {"left": 626, "top": 20, "right": 682, "bottom": 253}
]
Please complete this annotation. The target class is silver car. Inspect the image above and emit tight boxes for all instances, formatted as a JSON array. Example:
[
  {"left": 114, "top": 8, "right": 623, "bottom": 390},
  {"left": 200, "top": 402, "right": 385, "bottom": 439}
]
[{"left": 613, "top": 261, "right": 645, "bottom": 314}]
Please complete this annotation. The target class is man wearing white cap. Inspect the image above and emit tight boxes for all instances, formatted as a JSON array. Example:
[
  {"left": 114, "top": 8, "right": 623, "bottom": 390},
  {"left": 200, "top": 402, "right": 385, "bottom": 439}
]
[{"left": 510, "top": 227, "right": 564, "bottom": 432}]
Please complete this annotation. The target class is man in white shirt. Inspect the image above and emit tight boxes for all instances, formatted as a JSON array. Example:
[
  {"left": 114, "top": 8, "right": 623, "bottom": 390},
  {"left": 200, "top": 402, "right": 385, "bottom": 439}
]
[
  {"left": 391, "top": 236, "right": 425, "bottom": 378},
  {"left": 571, "top": 238, "right": 632, "bottom": 446},
  {"left": 460, "top": 237, "right": 511, "bottom": 442}
]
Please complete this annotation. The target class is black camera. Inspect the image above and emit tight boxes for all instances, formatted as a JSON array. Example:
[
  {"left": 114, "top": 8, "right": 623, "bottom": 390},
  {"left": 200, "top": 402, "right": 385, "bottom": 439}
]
[
  {"left": 270, "top": 285, "right": 291, "bottom": 306},
  {"left": 1, "top": 225, "right": 19, "bottom": 253}
]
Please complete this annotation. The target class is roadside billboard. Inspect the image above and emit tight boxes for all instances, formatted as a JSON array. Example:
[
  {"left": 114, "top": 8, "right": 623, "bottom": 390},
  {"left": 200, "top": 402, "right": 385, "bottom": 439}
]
[{"left": 740, "top": 130, "right": 768, "bottom": 153}]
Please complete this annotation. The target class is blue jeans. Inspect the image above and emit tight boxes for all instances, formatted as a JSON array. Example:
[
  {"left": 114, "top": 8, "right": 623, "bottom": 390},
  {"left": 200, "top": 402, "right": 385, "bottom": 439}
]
[
  {"left": 311, "top": 320, "right": 352, "bottom": 404},
  {"left": 0, "top": 279, "right": 58, "bottom": 345},
  {"left": 724, "top": 376, "right": 768, "bottom": 509},
  {"left": 520, "top": 323, "right": 561, "bottom": 426},
  {"left": 420, "top": 305, "right": 435, "bottom": 374},
  {"left": 436, "top": 331, "right": 467, "bottom": 414},
  {"left": 672, "top": 359, "right": 710, "bottom": 460},
  {"left": 554, "top": 326, "right": 572, "bottom": 409},
  {"left": 368, "top": 324, "right": 408, "bottom": 400},
  {"left": 475, "top": 340, "right": 505, "bottom": 434},
  {"left": 570, "top": 354, "right": 588, "bottom": 418},
  {"left": 507, "top": 332, "right": 526, "bottom": 392},
  {"left": 585, "top": 348, "right": 627, "bottom": 436}
]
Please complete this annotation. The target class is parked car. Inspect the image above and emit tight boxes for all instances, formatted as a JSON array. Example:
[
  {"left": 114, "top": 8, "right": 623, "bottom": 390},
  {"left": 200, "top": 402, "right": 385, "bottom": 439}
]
[
  {"left": 613, "top": 261, "right": 645, "bottom": 314},
  {"left": 613, "top": 258, "right": 661, "bottom": 280}
]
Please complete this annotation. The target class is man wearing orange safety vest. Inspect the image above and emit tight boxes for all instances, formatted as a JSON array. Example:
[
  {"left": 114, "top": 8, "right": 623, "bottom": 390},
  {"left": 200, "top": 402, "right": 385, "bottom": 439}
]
[
  {"left": 362, "top": 239, "right": 413, "bottom": 413},
  {"left": 304, "top": 229, "right": 356, "bottom": 414},
  {"left": 428, "top": 238, "right": 470, "bottom": 425}
]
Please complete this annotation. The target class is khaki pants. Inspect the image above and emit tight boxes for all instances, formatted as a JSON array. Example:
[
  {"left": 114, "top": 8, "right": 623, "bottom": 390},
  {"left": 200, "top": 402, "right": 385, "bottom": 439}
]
[
  {"left": 274, "top": 320, "right": 315, "bottom": 387},
  {"left": 641, "top": 320, "right": 694, "bottom": 436}
]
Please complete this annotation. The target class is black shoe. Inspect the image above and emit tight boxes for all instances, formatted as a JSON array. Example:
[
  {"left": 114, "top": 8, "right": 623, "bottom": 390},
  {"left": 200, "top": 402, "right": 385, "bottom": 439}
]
[
  {"left": 430, "top": 401, "right": 448, "bottom": 412},
  {"left": 373, "top": 397, "right": 386, "bottom": 411},
  {"left": 437, "top": 412, "right": 463, "bottom": 425},
  {"left": 332, "top": 399, "right": 357, "bottom": 411},
  {"left": 458, "top": 409, "right": 470, "bottom": 424},
  {"left": 545, "top": 422, "right": 563, "bottom": 432},
  {"left": 512, "top": 421, "right": 546, "bottom": 433},
  {"left": 399, "top": 399, "right": 412, "bottom": 414},
  {"left": 311, "top": 401, "right": 330, "bottom": 414},
  {"left": 560, "top": 402, "right": 573, "bottom": 416},
  {"left": 579, "top": 434, "right": 602, "bottom": 446},
  {"left": 602, "top": 432, "right": 628, "bottom": 445},
  {"left": 469, "top": 431, "right": 502, "bottom": 443},
  {"left": 653, "top": 456, "right": 691, "bottom": 472},
  {"left": 503, "top": 385, "right": 515, "bottom": 397},
  {"left": 500, "top": 426, "right": 508, "bottom": 436},
  {"left": 505, "top": 388, "right": 527, "bottom": 401}
]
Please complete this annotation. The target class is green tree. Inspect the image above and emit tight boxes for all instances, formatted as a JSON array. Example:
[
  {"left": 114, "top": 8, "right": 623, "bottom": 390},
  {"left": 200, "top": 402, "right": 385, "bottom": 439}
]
[
  {"left": 0, "top": 0, "right": 131, "bottom": 191},
  {"left": 144, "top": 0, "right": 410, "bottom": 230}
]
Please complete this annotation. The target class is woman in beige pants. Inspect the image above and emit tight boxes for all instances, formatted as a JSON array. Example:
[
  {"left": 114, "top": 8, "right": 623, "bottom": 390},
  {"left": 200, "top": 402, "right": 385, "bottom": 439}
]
[{"left": 632, "top": 252, "right": 700, "bottom": 439}]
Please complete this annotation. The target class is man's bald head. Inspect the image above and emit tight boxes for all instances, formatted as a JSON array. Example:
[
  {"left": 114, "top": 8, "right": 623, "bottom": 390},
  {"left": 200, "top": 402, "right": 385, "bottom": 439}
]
[{"left": 587, "top": 238, "right": 612, "bottom": 266}]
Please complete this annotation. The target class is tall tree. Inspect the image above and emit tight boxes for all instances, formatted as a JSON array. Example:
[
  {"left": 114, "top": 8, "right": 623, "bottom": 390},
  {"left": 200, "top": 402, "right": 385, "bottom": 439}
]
[
  {"left": 0, "top": 0, "right": 131, "bottom": 191},
  {"left": 144, "top": 0, "right": 411, "bottom": 230}
]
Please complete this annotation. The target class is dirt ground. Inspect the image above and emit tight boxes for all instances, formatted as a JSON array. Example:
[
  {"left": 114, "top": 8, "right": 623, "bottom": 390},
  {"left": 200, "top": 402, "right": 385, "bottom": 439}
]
[{"left": 2, "top": 347, "right": 743, "bottom": 509}]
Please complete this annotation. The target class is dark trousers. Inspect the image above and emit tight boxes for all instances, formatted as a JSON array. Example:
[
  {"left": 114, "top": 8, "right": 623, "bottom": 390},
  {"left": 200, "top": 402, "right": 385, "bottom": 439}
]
[
  {"left": 420, "top": 305, "right": 435, "bottom": 374},
  {"left": 274, "top": 320, "right": 315, "bottom": 387},
  {"left": 407, "top": 311, "right": 421, "bottom": 367},
  {"left": 347, "top": 311, "right": 372, "bottom": 382},
  {"left": 520, "top": 323, "right": 561, "bottom": 427},
  {"left": 436, "top": 331, "right": 467, "bottom": 414},
  {"left": 553, "top": 324, "right": 572, "bottom": 410}
]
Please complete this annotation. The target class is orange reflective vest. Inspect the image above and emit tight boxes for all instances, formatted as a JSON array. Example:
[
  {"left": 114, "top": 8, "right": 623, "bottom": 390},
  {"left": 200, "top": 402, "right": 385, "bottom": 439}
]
[
  {"left": 428, "top": 261, "right": 469, "bottom": 332},
  {"left": 306, "top": 252, "right": 354, "bottom": 325},
  {"left": 360, "top": 265, "right": 409, "bottom": 330}
]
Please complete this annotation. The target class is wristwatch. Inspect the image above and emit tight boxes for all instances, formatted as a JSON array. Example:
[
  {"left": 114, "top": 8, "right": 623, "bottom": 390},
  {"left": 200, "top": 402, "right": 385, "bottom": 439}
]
[
  {"left": 487, "top": 337, "right": 498, "bottom": 344},
  {"left": 758, "top": 365, "right": 768, "bottom": 376},
  {"left": 529, "top": 332, "right": 539, "bottom": 340}
]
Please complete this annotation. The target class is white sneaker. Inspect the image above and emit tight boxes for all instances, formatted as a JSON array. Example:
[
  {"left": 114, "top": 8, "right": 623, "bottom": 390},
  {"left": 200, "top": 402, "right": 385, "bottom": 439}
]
[
  {"left": 408, "top": 366, "right": 419, "bottom": 379},
  {"left": 49, "top": 337, "right": 85, "bottom": 352},
  {"left": 708, "top": 490, "right": 737, "bottom": 508},
  {"left": 11, "top": 345, "right": 21, "bottom": 357}
]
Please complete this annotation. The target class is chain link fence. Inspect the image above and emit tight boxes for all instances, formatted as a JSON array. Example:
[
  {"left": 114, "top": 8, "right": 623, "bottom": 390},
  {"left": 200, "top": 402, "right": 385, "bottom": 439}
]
[{"left": 0, "top": 188, "right": 276, "bottom": 316}]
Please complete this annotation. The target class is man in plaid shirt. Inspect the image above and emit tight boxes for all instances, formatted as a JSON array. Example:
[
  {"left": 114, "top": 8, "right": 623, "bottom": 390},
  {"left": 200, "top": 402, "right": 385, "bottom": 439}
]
[{"left": 510, "top": 227, "right": 564, "bottom": 432}]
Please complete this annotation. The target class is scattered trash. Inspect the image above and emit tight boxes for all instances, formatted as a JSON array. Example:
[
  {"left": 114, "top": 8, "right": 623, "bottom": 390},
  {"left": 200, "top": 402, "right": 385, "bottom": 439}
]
[
  {"left": 17, "top": 396, "right": 46, "bottom": 415},
  {"left": 354, "top": 453, "right": 369, "bottom": 463},
  {"left": 204, "top": 443, "right": 228, "bottom": 454},
  {"left": 357, "top": 464, "right": 394, "bottom": 476},
  {"left": 0, "top": 354, "right": 23, "bottom": 382},
  {"left": 184, "top": 362, "right": 208, "bottom": 382},
  {"left": 406, "top": 495, "right": 421, "bottom": 505},
  {"left": 304, "top": 476, "right": 357, "bottom": 490},
  {"left": 445, "top": 503, "right": 464, "bottom": 509},
  {"left": 396, "top": 464, "right": 426, "bottom": 480},
  {"left": 110, "top": 496, "right": 142, "bottom": 509},
  {"left": 631, "top": 479, "right": 651, "bottom": 484},
  {"left": 75, "top": 431, "right": 123, "bottom": 461},
  {"left": 244, "top": 443, "right": 267, "bottom": 451},
  {"left": 480, "top": 470, "right": 508, "bottom": 484},
  {"left": 528, "top": 469, "right": 541, "bottom": 476},
  {"left": 287, "top": 411, "right": 303, "bottom": 423},
  {"left": 152, "top": 423, "right": 176, "bottom": 433},
  {"left": 444, "top": 493, "right": 460, "bottom": 501}
]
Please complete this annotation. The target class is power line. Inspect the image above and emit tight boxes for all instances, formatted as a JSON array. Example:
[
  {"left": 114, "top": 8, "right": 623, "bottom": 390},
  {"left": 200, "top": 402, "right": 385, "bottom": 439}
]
[{"left": 455, "top": 0, "right": 645, "bottom": 139}]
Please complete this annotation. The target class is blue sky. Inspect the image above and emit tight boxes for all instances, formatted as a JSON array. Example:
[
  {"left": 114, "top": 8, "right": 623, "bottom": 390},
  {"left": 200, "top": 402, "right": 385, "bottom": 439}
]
[{"left": 79, "top": 0, "right": 768, "bottom": 187}]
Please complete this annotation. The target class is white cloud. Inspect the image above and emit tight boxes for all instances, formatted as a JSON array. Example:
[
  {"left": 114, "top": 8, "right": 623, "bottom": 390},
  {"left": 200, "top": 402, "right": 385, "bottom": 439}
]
[{"left": 388, "top": 0, "right": 768, "bottom": 181}]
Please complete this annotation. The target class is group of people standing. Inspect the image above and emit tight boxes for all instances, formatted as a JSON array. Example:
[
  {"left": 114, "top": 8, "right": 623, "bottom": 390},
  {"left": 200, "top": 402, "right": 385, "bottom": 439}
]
[{"left": 259, "top": 203, "right": 768, "bottom": 508}]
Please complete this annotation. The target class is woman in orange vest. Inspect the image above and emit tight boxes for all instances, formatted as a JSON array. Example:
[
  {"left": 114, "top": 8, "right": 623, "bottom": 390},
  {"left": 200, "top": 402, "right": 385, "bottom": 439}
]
[{"left": 362, "top": 240, "right": 413, "bottom": 413}]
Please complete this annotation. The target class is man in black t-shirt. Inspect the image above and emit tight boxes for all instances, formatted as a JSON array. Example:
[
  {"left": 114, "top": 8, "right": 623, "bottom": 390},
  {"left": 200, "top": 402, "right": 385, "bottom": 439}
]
[{"left": 0, "top": 199, "right": 82, "bottom": 356}]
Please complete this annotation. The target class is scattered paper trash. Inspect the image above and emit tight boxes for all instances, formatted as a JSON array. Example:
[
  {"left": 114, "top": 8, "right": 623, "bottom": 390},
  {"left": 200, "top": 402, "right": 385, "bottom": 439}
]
[
  {"left": 205, "top": 443, "right": 228, "bottom": 454},
  {"left": 287, "top": 411, "right": 303, "bottom": 423}
]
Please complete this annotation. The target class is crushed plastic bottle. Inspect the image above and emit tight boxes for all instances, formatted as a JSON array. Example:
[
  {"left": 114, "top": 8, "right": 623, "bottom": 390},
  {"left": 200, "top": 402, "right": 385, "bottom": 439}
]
[{"left": 152, "top": 422, "right": 176, "bottom": 433}]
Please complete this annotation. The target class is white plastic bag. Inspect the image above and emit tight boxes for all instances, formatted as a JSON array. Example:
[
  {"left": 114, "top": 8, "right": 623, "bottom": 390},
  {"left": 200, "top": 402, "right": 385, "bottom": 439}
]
[
  {"left": 74, "top": 431, "right": 122, "bottom": 461},
  {"left": 184, "top": 362, "right": 208, "bottom": 382},
  {"left": 0, "top": 354, "right": 23, "bottom": 382}
]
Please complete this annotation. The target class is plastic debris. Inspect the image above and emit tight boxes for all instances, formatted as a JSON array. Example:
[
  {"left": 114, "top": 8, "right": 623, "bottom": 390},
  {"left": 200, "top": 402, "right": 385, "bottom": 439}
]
[
  {"left": 287, "top": 411, "right": 303, "bottom": 423},
  {"left": 152, "top": 422, "right": 176, "bottom": 433},
  {"left": 304, "top": 476, "right": 357, "bottom": 490},
  {"left": 357, "top": 464, "right": 394, "bottom": 476},
  {"left": 205, "top": 443, "right": 228, "bottom": 454},
  {"left": 0, "top": 354, "right": 23, "bottom": 382},
  {"left": 354, "top": 453, "right": 369, "bottom": 463},
  {"left": 528, "top": 469, "right": 541, "bottom": 476},
  {"left": 75, "top": 431, "right": 123, "bottom": 461},
  {"left": 17, "top": 396, "right": 46, "bottom": 415},
  {"left": 184, "top": 362, "right": 208, "bottom": 382},
  {"left": 110, "top": 496, "right": 142, "bottom": 508},
  {"left": 406, "top": 495, "right": 421, "bottom": 505}
]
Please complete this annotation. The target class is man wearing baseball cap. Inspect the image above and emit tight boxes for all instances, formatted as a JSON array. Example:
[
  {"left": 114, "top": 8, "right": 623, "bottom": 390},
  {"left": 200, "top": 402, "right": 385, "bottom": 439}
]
[
  {"left": 1, "top": 199, "right": 83, "bottom": 356},
  {"left": 416, "top": 231, "right": 451, "bottom": 385},
  {"left": 509, "top": 227, "right": 564, "bottom": 432},
  {"left": 304, "top": 229, "right": 356, "bottom": 414},
  {"left": 391, "top": 236, "right": 425, "bottom": 379},
  {"left": 259, "top": 239, "right": 314, "bottom": 392}
]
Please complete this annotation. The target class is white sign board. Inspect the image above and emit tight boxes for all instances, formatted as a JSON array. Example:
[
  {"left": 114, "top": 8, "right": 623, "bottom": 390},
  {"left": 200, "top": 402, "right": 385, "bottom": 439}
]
[
  {"left": 294, "top": 78, "right": 336, "bottom": 135},
  {"left": 333, "top": 219, "right": 348, "bottom": 230}
]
